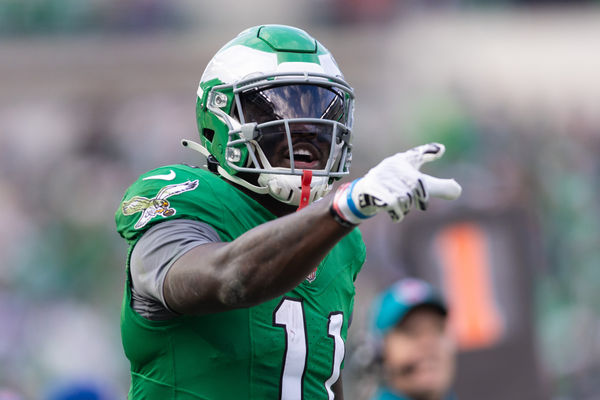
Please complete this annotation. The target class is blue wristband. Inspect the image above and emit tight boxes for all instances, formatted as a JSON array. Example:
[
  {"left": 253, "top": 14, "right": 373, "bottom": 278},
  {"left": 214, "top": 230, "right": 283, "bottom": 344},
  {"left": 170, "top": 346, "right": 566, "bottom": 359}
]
[{"left": 346, "top": 179, "right": 370, "bottom": 220}]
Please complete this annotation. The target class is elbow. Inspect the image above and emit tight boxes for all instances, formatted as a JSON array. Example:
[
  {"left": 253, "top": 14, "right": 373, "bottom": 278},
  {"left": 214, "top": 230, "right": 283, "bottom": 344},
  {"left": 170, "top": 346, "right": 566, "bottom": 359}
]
[
  {"left": 163, "top": 249, "right": 265, "bottom": 314},
  {"left": 165, "top": 269, "right": 253, "bottom": 314},
  {"left": 216, "top": 261, "right": 272, "bottom": 308},
  {"left": 216, "top": 264, "right": 258, "bottom": 308},
  {"left": 217, "top": 277, "right": 248, "bottom": 307}
]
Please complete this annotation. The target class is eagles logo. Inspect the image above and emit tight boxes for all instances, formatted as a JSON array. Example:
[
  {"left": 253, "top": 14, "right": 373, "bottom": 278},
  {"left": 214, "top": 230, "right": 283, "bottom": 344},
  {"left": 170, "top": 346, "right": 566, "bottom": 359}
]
[{"left": 122, "top": 180, "right": 199, "bottom": 229}]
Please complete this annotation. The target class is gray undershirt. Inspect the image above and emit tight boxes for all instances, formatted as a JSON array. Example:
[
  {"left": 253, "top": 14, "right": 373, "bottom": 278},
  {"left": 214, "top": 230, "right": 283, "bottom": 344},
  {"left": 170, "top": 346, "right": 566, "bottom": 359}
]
[{"left": 130, "top": 219, "right": 221, "bottom": 320}]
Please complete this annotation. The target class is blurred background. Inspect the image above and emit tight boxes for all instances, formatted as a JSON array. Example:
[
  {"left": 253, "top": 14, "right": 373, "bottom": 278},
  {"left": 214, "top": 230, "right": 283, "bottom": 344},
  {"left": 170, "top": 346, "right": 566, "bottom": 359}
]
[{"left": 1, "top": 0, "right": 600, "bottom": 399}]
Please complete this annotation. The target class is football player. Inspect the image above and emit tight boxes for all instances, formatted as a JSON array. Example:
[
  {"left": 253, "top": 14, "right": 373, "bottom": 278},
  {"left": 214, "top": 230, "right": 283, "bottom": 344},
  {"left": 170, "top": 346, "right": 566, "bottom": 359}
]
[{"left": 115, "top": 25, "right": 461, "bottom": 399}]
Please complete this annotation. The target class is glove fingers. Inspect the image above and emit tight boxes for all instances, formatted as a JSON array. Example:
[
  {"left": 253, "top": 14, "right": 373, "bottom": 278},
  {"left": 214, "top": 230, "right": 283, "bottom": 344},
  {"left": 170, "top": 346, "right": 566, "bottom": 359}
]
[
  {"left": 405, "top": 143, "right": 446, "bottom": 169},
  {"left": 415, "top": 178, "right": 428, "bottom": 210},
  {"left": 377, "top": 178, "right": 427, "bottom": 212},
  {"left": 385, "top": 201, "right": 407, "bottom": 223},
  {"left": 421, "top": 175, "right": 462, "bottom": 200},
  {"left": 371, "top": 189, "right": 397, "bottom": 209},
  {"left": 354, "top": 142, "right": 459, "bottom": 225}
]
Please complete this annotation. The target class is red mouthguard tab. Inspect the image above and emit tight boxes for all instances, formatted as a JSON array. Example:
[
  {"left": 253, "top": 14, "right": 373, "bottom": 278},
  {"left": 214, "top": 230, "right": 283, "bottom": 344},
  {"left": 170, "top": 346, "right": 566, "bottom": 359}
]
[{"left": 297, "top": 170, "right": 313, "bottom": 211}]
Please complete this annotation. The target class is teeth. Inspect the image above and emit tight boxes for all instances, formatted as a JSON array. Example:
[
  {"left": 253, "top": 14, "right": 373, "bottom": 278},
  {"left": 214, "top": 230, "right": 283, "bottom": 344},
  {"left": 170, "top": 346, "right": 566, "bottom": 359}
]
[{"left": 294, "top": 149, "right": 311, "bottom": 156}]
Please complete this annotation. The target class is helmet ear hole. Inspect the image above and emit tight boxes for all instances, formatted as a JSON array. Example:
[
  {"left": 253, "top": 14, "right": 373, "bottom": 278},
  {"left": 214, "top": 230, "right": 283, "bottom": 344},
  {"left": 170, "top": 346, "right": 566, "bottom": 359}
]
[{"left": 203, "top": 128, "right": 215, "bottom": 142}]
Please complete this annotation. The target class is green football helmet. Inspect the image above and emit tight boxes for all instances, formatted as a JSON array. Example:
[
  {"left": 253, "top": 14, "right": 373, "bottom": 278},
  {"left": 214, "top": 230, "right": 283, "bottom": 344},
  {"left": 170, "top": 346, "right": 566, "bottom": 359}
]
[{"left": 183, "top": 24, "right": 355, "bottom": 206}]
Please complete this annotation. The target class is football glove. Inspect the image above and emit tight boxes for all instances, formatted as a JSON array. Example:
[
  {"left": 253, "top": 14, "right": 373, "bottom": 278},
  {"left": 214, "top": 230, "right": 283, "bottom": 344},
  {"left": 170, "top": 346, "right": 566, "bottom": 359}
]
[{"left": 331, "top": 143, "right": 461, "bottom": 224}]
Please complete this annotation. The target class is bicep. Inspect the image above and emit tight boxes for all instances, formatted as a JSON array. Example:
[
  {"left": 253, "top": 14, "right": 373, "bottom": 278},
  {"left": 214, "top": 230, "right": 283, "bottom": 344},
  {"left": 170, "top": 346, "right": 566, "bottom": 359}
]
[{"left": 130, "top": 219, "right": 221, "bottom": 316}]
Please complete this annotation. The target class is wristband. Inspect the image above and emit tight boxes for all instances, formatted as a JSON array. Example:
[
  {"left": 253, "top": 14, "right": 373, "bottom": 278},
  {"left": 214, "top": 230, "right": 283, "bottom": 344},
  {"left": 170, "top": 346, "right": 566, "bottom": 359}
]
[
  {"left": 329, "top": 201, "right": 358, "bottom": 229},
  {"left": 332, "top": 180, "right": 374, "bottom": 225}
]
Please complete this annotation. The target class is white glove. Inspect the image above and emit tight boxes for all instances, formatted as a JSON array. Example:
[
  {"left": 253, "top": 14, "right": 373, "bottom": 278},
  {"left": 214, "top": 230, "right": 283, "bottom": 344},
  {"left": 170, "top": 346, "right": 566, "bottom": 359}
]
[{"left": 331, "top": 143, "right": 462, "bottom": 224}]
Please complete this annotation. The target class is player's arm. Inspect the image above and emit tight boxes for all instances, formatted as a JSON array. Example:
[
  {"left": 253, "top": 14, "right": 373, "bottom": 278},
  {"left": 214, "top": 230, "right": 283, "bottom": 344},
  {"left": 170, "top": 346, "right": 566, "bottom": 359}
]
[
  {"left": 163, "top": 143, "right": 461, "bottom": 315},
  {"left": 163, "top": 194, "right": 351, "bottom": 314}
]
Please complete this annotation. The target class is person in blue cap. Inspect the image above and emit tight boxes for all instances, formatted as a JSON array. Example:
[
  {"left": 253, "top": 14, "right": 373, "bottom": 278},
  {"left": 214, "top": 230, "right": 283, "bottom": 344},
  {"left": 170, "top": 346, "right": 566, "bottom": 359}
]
[{"left": 370, "top": 278, "right": 457, "bottom": 400}]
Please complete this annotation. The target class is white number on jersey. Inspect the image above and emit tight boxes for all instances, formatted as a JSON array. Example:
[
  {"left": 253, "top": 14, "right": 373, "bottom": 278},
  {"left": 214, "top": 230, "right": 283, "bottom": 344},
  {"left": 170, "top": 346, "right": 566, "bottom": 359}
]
[{"left": 273, "top": 297, "right": 345, "bottom": 400}]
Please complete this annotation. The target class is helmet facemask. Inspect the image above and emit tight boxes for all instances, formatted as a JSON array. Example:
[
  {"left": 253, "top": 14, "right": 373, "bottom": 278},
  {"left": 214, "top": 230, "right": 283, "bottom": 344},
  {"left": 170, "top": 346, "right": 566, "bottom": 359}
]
[{"left": 207, "top": 72, "right": 354, "bottom": 205}]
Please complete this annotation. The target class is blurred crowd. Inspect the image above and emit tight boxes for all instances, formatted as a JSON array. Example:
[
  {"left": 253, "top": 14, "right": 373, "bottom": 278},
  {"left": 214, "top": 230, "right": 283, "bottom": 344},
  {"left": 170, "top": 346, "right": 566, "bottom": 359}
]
[{"left": 1, "top": 0, "right": 600, "bottom": 399}]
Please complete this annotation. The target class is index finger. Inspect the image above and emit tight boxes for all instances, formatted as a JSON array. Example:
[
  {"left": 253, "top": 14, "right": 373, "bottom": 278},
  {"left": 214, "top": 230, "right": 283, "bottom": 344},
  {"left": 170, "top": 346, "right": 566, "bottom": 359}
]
[{"left": 421, "top": 175, "right": 462, "bottom": 200}]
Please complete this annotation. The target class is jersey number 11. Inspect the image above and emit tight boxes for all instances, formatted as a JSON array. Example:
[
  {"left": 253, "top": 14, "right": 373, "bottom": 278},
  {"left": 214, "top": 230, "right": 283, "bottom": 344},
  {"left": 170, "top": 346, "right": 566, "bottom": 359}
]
[{"left": 274, "top": 297, "right": 345, "bottom": 400}]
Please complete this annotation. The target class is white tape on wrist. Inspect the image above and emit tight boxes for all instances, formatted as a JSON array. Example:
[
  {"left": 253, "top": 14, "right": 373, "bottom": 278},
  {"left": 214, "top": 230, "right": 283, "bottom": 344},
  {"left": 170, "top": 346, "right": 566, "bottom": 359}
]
[{"left": 331, "top": 180, "right": 373, "bottom": 225}]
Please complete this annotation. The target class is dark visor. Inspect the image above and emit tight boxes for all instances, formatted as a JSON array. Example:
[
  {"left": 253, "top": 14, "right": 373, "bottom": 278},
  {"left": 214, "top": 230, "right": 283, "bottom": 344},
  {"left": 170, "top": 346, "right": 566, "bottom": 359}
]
[{"left": 237, "top": 84, "right": 347, "bottom": 124}]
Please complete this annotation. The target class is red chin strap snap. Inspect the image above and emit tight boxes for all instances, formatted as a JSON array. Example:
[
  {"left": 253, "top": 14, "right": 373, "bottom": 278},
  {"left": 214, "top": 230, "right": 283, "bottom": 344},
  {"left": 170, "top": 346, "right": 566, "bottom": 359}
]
[{"left": 297, "top": 170, "right": 313, "bottom": 211}]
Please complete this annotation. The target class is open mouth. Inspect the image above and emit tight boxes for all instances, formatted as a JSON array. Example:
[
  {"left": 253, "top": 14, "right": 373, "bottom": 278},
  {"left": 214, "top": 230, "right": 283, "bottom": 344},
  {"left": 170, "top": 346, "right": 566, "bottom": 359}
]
[{"left": 284, "top": 143, "right": 322, "bottom": 169}]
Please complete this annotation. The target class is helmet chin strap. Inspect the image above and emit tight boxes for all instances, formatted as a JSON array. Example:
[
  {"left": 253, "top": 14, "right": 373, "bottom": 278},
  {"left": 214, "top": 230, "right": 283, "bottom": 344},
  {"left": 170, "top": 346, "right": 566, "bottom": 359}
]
[{"left": 297, "top": 170, "right": 313, "bottom": 211}]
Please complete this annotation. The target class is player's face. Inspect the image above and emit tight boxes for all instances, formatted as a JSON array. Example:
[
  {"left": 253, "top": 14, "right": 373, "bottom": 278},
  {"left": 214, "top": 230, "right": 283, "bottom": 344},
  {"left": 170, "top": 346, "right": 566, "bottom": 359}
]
[
  {"left": 382, "top": 307, "right": 456, "bottom": 399},
  {"left": 257, "top": 123, "right": 332, "bottom": 170},
  {"left": 238, "top": 84, "right": 347, "bottom": 171}
]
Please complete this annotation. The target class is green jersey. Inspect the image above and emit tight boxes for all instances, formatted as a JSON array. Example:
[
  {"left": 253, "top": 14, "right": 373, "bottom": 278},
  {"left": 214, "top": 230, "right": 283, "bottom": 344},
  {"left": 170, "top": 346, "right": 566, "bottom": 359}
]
[{"left": 116, "top": 165, "right": 366, "bottom": 399}]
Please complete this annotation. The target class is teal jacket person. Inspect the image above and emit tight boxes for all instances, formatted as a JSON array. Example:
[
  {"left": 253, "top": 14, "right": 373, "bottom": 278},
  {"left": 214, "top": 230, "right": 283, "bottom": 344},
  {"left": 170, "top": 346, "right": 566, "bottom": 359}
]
[
  {"left": 372, "top": 387, "right": 457, "bottom": 400},
  {"left": 369, "top": 278, "right": 458, "bottom": 400}
]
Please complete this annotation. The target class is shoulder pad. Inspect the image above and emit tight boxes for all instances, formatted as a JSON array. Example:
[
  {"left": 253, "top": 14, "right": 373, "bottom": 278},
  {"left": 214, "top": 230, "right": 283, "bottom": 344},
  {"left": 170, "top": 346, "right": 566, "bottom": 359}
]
[{"left": 115, "top": 165, "right": 221, "bottom": 242}]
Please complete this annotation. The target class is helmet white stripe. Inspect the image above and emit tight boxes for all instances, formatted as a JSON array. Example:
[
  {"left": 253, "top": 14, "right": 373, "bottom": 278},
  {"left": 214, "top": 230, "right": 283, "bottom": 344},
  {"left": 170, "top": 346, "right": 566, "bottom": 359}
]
[{"left": 201, "top": 45, "right": 278, "bottom": 84}]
